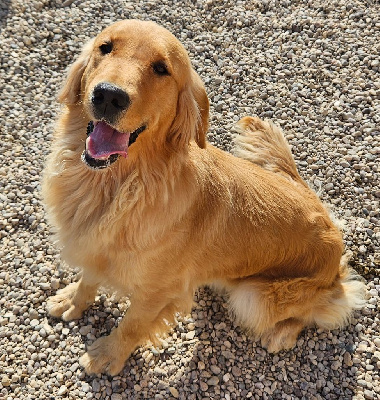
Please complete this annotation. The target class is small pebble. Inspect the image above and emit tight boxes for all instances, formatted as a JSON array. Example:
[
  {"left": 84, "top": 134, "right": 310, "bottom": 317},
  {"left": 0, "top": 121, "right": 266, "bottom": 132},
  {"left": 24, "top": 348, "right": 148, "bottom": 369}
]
[
  {"left": 1, "top": 376, "right": 11, "bottom": 387},
  {"left": 30, "top": 319, "right": 39, "bottom": 327},
  {"left": 185, "top": 331, "right": 196, "bottom": 340},
  {"left": 207, "top": 376, "right": 220, "bottom": 386},
  {"left": 61, "top": 328, "right": 70, "bottom": 336},
  {"left": 57, "top": 386, "right": 68, "bottom": 395},
  {"left": 364, "top": 389, "right": 375, "bottom": 400},
  {"left": 169, "top": 387, "right": 179, "bottom": 398}
]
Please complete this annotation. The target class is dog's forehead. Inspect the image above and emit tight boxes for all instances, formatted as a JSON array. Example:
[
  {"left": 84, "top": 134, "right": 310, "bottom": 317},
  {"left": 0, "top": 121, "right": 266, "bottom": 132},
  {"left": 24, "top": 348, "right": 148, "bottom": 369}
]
[{"left": 96, "top": 20, "right": 185, "bottom": 61}]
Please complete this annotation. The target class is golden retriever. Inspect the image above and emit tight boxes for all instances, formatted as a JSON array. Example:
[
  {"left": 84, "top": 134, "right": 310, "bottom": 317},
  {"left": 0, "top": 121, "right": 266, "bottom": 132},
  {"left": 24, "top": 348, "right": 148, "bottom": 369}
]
[{"left": 42, "top": 19, "right": 365, "bottom": 376}]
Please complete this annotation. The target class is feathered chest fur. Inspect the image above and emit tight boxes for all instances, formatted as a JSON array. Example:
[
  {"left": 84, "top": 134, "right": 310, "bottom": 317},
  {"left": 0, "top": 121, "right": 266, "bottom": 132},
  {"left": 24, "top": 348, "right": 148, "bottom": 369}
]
[{"left": 42, "top": 123, "right": 200, "bottom": 263}]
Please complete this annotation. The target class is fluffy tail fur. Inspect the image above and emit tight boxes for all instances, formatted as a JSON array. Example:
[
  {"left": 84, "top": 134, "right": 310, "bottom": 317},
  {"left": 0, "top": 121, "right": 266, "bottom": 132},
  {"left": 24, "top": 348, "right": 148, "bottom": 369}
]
[{"left": 233, "top": 116, "right": 306, "bottom": 185}]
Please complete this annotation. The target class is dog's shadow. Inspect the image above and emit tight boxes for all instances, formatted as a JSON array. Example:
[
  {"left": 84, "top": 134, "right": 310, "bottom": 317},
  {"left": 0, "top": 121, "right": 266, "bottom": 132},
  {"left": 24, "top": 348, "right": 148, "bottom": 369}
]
[
  {"left": 0, "top": 0, "right": 11, "bottom": 32},
  {"left": 76, "top": 286, "right": 366, "bottom": 400}
]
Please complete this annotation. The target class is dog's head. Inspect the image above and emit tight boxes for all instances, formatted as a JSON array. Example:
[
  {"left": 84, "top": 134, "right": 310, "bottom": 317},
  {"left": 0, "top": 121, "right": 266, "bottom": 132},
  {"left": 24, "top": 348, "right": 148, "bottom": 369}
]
[{"left": 59, "top": 20, "right": 209, "bottom": 169}]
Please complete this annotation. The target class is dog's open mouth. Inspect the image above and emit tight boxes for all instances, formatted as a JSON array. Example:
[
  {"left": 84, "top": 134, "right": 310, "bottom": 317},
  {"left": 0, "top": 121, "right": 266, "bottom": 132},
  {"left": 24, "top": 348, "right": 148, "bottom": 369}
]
[{"left": 82, "top": 121, "right": 146, "bottom": 169}]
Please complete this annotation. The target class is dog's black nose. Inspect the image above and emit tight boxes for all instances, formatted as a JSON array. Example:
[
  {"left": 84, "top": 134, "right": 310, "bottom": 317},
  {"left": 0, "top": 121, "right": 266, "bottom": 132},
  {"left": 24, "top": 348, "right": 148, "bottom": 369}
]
[{"left": 91, "top": 82, "right": 130, "bottom": 123}]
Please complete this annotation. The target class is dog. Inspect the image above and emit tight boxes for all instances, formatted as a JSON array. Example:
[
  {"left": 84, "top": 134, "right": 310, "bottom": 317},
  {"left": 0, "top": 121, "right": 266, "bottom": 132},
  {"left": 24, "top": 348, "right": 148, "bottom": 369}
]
[{"left": 42, "top": 19, "right": 365, "bottom": 376}]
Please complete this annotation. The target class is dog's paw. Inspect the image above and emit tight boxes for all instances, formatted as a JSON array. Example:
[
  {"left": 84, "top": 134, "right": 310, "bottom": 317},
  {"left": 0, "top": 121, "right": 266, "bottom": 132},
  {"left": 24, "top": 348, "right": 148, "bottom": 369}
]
[
  {"left": 47, "top": 282, "right": 89, "bottom": 321},
  {"left": 260, "top": 318, "right": 304, "bottom": 353},
  {"left": 79, "top": 334, "right": 128, "bottom": 376},
  {"left": 261, "top": 331, "right": 296, "bottom": 353}
]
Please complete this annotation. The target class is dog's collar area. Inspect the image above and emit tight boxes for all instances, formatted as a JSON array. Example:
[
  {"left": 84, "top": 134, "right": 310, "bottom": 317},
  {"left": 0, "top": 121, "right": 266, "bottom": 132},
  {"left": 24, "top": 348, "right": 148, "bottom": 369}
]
[{"left": 82, "top": 121, "right": 146, "bottom": 170}]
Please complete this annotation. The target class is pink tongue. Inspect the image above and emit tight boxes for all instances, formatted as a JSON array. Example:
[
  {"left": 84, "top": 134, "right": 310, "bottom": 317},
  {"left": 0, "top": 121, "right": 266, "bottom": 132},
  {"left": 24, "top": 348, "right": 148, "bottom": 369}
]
[{"left": 86, "top": 121, "right": 130, "bottom": 159}]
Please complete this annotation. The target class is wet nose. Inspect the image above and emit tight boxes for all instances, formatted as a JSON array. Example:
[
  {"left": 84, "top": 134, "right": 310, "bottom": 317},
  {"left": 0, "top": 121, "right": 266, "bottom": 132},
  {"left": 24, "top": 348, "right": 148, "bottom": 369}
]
[{"left": 91, "top": 82, "right": 130, "bottom": 123}]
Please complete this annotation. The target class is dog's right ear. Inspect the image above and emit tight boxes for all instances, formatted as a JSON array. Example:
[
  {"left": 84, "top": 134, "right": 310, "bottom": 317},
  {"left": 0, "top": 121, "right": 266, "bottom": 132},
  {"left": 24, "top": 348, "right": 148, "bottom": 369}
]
[{"left": 58, "top": 39, "right": 95, "bottom": 105}]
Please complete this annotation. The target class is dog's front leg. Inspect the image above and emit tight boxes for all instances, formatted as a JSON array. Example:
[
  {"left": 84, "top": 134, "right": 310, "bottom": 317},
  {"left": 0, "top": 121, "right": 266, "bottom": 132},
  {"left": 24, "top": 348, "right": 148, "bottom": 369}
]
[
  {"left": 47, "top": 271, "right": 99, "bottom": 321},
  {"left": 79, "top": 292, "right": 178, "bottom": 376}
]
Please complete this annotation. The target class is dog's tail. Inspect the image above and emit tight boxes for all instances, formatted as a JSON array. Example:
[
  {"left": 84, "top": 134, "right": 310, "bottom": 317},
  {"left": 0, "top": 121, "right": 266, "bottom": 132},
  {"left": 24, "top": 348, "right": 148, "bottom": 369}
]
[{"left": 232, "top": 116, "right": 306, "bottom": 185}]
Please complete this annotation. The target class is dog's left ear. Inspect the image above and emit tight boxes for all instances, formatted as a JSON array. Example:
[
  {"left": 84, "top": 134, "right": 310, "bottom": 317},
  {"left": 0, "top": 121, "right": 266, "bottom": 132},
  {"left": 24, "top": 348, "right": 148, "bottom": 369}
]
[
  {"left": 58, "top": 39, "right": 95, "bottom": 105},
  {"left": 169, "top": 69, "right": 209, "bottom": 149}
]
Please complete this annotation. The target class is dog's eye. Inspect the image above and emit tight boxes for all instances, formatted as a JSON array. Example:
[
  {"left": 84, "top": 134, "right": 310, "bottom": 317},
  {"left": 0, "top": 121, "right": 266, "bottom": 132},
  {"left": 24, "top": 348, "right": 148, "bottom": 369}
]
[
  {"left": 99, "top": 42, "right": 113, "bottom": 55},
  {"left": 153, "top": 61, "right": 169, "bottom": 76}
]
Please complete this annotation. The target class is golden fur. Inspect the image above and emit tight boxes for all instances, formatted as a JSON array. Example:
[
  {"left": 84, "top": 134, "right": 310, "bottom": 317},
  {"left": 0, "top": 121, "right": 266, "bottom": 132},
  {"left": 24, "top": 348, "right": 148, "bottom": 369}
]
[{"left": 42, "top": 20, "right": 365, "bottom": 376}]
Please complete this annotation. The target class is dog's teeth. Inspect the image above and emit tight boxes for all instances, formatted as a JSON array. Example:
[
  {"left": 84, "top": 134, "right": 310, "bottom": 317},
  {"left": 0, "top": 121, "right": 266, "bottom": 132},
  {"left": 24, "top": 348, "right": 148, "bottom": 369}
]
[{"left": 86, "top": 121, "right": 94, "bottom": 136}]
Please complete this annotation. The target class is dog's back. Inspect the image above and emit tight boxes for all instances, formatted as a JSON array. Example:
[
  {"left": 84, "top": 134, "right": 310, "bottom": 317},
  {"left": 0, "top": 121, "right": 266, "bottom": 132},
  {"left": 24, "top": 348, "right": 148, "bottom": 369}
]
[{"left": 224, "top": 116, "right": 366, "bottom": 352}]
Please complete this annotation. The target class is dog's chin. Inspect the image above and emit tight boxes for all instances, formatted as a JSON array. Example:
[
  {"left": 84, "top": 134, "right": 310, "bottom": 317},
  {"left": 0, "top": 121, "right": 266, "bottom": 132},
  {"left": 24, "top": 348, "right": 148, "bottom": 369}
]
[
  {"left": 81, "top": 150, "right": 120, "bottom": 170},
  {"left": 81, "top": 120, "right": 146, "bottom": 170}
]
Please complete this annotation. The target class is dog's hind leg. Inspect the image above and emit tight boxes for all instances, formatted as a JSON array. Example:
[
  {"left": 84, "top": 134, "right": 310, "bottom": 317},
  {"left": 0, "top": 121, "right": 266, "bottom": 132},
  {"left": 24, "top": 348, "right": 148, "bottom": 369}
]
[
  {"left": 260, "top": 317, "right": 305, "bottom": 353},
  {"left": 227, "top": 267, "right": 365, "bottom": 353},
  {"left": 227, "top": 278, "right": 316, "bottom": 352},
  {"left": 227, "top": 277, "right": 305, "bottom": 351},
  {"left": 232, "top": 116, "right": 306, "bottom": 185}
]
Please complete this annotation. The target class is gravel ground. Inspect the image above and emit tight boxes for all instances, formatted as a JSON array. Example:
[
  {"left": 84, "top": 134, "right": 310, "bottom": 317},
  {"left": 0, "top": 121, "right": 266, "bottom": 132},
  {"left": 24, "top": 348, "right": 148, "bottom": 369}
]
[{"left": 1, "top": 0, "right": 379, "bottom": 399}]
